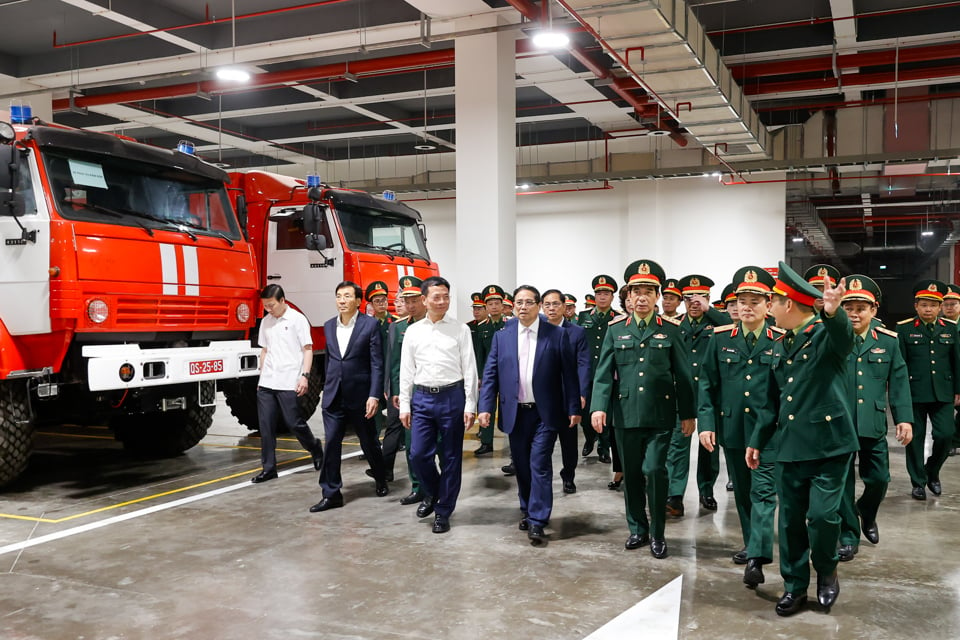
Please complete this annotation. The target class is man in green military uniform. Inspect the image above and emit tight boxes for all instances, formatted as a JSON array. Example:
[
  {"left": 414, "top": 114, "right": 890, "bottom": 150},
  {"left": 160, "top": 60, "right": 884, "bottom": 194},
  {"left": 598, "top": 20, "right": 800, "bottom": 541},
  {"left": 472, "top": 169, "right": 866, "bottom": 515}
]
[
  {"left": 896, "top": 279, "right": 960, "bottom": 500},
  {"left": 474, "top": 285, "right": 508, "bottom": 456},
  {"left": 942, "top": 284, "right": 960, "bottom": 456},
  {"left": 388, "top": 276, "right": 428, "bottom": 506},
  {"left": 579, "top": 275, "right": 619, "bottom": 463},
  {"left": 699, "top": 266, "right": 784, "bottom": 587},
  {"left": 563, "top": 293, "right": 579, "bottom": 324},
  {"left": 582, "top": 294, "right": 596, "bottom": 316},
  {"left": 502, "top": 293, "right": 514, "bottom": 318},
  {"left": 721, "top": 283, "right": 738, "bottom": 320},
  {"left": 666, "top": 274, "right": 726, "bottom": 516},
  {"left": 591, "top": 259, "right": 695, "bottom": 559},
  {"left": 365, "top": 281, "right": 392, "bottom": 442},
  {"left": 803, "top": 264, "right": 840, "bottom": 314},
  {"left": 660, "top": 278, "right": 683, "bottom": 321},
  {"left": 836, "top": 275, "right": 913, "bottom": 562},
  {"left": 467, "top": 291, "right": 487, "bottom": 331},
  {"left": 747, "top": 261, "right": 856, "bottom": 616}
]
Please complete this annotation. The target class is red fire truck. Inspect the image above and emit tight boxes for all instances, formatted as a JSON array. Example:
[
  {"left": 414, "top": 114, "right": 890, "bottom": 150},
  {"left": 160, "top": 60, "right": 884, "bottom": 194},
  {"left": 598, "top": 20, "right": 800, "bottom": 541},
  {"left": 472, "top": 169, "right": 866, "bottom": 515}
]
[
  {"left": 0, "top": 113, "right": 261, "bottom": 486},
  {"left": 222, "top": 170, "right": 439, "bottom": 430}
]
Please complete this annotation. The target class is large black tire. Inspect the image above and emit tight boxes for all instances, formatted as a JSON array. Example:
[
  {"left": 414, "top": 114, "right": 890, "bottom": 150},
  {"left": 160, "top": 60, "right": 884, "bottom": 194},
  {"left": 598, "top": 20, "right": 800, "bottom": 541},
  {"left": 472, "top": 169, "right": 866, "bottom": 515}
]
[
  {"left": 0, "top": 381, "right": 32, "bottom": 487},
  {"left": 112, "top": 385, "right": 215, "bottom": 457},
  {"left": 222, "top": 355, "right": 324, "bottom": 433}
]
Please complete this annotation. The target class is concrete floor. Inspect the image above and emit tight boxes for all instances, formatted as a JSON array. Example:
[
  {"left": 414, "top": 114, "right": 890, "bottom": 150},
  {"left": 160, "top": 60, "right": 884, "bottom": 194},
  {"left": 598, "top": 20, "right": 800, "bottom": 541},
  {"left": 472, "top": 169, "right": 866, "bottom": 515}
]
[{"left": 1, "top": 397, "right": 958, "bottom": 639}]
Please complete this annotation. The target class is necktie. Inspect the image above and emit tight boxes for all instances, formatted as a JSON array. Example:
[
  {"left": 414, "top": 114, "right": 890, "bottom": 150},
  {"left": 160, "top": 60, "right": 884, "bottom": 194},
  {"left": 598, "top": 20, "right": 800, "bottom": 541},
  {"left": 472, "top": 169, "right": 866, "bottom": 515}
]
[
  {"left": 518, "top": 327, "right": 531, "bottom": 402},
  {"left": 636, "top": 319, "right": 646, "bottom": 332},
  {"left": 856, "top": 335, "right": 864, "bottom": 348},
  {"left": 746, "top": 332, "right": 757, "bottom": 349},
  {"left": 783, "top": 333, "right": 794, "bottom": 351}
]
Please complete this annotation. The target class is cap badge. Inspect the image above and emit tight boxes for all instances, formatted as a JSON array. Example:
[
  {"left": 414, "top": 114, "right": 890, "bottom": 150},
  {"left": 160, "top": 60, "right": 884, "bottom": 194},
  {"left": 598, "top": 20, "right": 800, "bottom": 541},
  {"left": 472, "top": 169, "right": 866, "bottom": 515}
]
[
  {"left": 818, "top": 267, "right": 828, "bottom": 277},
  {"left": 745, "top": 270, "right": 757, "bottom": 283},
  {"left": 598, "top": 276, "right": 606, "bottom": 284},
  {"left": 850, "top": 278, "right": 862, "bottom": 291},
  {"left": 929, "top": 283, "right": 939, "bottom": 292},
  {"left": 489, "top": 286, "right": 496, "bottom": 294},
  {"left": 638, "top": 263, "right": 650, "bottom": 275},
  {"left": 690, "top": 277, "right": 700, "bottom": 287}
]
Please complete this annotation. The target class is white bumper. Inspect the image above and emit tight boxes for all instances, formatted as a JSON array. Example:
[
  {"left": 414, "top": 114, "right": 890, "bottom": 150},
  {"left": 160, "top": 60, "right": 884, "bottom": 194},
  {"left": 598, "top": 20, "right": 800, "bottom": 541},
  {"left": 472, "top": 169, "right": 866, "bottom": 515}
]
[{"left": 82, "top": 340, "right": 260, "bottom": 391}]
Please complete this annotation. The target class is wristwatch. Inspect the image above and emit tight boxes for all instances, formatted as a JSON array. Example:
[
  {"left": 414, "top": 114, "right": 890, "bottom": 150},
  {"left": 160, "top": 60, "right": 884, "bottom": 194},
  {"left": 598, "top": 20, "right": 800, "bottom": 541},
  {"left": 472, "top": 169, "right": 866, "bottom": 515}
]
[{"left": 300, "top": 372, "right": 309, "bottom": 378}]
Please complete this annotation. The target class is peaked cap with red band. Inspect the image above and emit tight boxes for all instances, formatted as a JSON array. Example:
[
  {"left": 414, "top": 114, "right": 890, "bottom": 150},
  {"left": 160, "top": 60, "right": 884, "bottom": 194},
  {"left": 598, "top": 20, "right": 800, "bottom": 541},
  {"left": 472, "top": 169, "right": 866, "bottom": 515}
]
[
  {"left": 591, "top": 274, "right": 618, "bottom": 293},
  {"left": 803, "top": 263, "right": 840, "bottom": 289},
  {"left": 944, "top": 284, "right": 960, "bottom": 301},
  {"left": 913, "top": 279, "right": 947, "bottom": 302},
  {"left": 841, "top": 274, "right": 881, "bottom": 306},
  {"left": 733, "top": 265, "right": 776, "bottom": 296},
  {"left": 623, "top": 260, "right": 665, "bottom": 288},
  {"left": 398, "top": 276, "right": 423, "bottom": 297},
  {"left": 364, "top": 280, "right": 389, "bottom": 302},
  {"left": 678, "top": 274, "right": 714, "bottom": 296},
  {"left": 773, "top": 261, "right": 822, "bottom": 307}
]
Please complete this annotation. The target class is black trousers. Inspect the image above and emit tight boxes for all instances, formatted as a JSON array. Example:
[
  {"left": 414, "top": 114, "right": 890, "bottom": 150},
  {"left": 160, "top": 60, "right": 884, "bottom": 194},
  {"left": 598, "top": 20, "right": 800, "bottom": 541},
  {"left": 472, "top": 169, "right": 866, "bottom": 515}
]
[
  {"left": 380, "top": 401, "right": 405, "bottom": 478},
  {"left": 257, "top": 387, "right": 321, "bottom": 474},
  {"left": 319, "top": 393, "right": 386, "bottom": 498}
]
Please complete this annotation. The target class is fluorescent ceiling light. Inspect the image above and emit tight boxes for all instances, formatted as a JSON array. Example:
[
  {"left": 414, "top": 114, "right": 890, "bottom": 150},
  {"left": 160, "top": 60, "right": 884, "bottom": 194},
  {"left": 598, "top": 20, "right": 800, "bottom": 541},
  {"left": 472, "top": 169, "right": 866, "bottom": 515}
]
[
  {"left": 792, "top": 237, "right": 804, "bottom": 243},
  {"left": 532, "top": 30, "right": 569, "bottom": 49},
  {"left": 216, "top": 68, "right": 251, "bottom": 82},
  {"left": 921, "top": 230, "right": 934, "bottom": 237}
]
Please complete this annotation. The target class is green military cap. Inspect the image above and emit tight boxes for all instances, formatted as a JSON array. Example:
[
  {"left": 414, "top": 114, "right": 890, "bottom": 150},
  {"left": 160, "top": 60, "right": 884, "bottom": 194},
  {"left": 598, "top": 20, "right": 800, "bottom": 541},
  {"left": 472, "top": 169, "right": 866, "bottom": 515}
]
[
  {"left": 503, "top": 292, "right": 514, "bottom": 308},
  {"left": 841, "top": 274, "right": 881, "bottom": 306},
  {"left": 945, "top": 284, "right": 960, "bottom": 301},
  {"left": 803, "top": 264, "right": 840, "bottom": 288},
  {"left": 483, "top": 284, "right": 505, "bottom": 302},
  {"left": 564, "top": 293, "right": 577, "bottom": 306},
  {"left": 678, "top": 274, "right": 714, "bottom": 296},
  {"left": 773, "top": 261, "right": 823, "bottom": 307},
  {"left": 732, "top": 265, "right": 776, "bottom": 296},
  {"left": 398, "top": 275, "right": 423, "bottom": 297},
  {"left": 365, "top": 280, "right": 389, "bottom": 302},
  {"left": 721, "top": 282, "right": 737, "bottom": 304},
  {"left": 623, "top": 259, "right": 665, "bottom": 288},
  {"left": 662, "top": 278, "right": 682, "bottom": 299},
  {"left": 913, "top": 279, "right": 947, "bottom": 302},
  {"left": 470, "top": 292, "right": 485, "bottom": 307},
  {"left": 712, "top": 299, "right": 724, "bottom": 310},
  {"left": 591, "top": 274, "right": 618, "bottom": 293},
  {"left": 585, "top": 294, "right": 596, "bottom": 307}
]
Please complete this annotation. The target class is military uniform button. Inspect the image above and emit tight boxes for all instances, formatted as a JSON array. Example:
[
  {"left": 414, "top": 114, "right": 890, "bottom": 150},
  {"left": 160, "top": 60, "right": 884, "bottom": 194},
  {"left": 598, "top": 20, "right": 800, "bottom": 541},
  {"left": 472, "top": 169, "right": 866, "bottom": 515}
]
[
  {"left": 858, "top": 385, "right": 863, "bottom": 390},
  {"left": 858, "top": 399, "right": 864, "bottom": 404},
  {"left": 692, "top": 362, "right": 698, "bottom": 367},
  {"left": 857, "top": 357, "right": 862, "bottom": 363},
  {"left": 692, "top": 349, "right": 697, "bottom": 354},
  {"left": 725, "top": 358, "right": 731, "bottom": 363},
  {"left": 745, "top": 375, "right": 751, "bottom": 380},
  {"left": 640, "top": 343, "right": 645, "bottom": 348},
  {"left": 694, "top": 376, "right": 699, "bottom": 381},
  {"left": 787, "top": 395, "right": 793, "bottom": 402},
  {"left": 931, "top": 360, "right": 936, "bottom": 364},
  {"left": 930, "top": 350, "right": 935, "bottom": 354},
  {"left": 665, "top": 394, "right": 670, "bottom": 400},
  {"left": 786, "top": 359, "right": 793, "bottom": 365},
  {"left": 744, "top": 407, "right": 750, "bottom": 413},
  {"left": 638, "top": 387, "right": 644, "bottom": 392},
  {"left": 744, "top": 391, "right": 750, "bottom": 397},
  {"left": 788, "top": 377, "right": 794, "bottom": 383},
  {"left": 638, "top": 372, "right": 644, "bottom": 377},
  {"left": 747, "top": 359, "right": 753, "bottom": 365},
  {"left": 932, "top": 370, "right": 937, "bottom": 374},
  {"left": 639, "top": 358, "right": 644, "bottom": 362},
  {"left": 858, "top": 371, "right": 863, "bottom": 376},
  {"left": 825, "top": 415, "right": 832, "bottom": 421},
  {"left": 788, "top": 414, "right": 794, "bottom": 420}
]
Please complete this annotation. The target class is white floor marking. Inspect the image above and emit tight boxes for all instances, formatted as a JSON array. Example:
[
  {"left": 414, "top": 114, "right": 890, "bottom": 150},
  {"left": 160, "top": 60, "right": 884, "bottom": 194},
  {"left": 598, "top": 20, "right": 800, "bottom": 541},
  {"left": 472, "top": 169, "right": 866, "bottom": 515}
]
[
  {"left": 583, "top": 575, "right": 682, "bottom": 640},
  {"left": 0, "top": 451, "right": 363, "bottom": 557}
]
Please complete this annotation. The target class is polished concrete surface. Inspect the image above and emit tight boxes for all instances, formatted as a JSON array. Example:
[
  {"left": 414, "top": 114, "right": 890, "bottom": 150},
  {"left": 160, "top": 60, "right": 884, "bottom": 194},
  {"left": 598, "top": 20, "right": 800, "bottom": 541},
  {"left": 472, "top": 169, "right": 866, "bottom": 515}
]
[{"left": 1, "top": 397, "right": 959, "bottom": 639}]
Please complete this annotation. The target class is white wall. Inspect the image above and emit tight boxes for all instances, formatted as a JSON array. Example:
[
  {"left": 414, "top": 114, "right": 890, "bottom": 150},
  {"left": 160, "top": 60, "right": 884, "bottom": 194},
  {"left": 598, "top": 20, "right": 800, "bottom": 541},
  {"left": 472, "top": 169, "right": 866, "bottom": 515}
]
[{"left": 410, "top": 174, "right": 786, "bottom": 318}]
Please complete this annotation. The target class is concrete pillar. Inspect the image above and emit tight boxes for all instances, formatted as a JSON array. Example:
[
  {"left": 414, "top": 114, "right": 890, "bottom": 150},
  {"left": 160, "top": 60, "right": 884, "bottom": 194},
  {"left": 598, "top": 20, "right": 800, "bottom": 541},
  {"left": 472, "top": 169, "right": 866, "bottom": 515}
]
[{"left": 454, "top": 20, "right": 516, "bottom": 317}]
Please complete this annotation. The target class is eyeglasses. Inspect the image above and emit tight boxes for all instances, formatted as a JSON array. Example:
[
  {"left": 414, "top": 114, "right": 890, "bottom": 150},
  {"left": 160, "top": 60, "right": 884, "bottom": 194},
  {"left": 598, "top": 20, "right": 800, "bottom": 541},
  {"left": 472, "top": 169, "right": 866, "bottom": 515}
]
[
  {"left": 541, "top": 301, "right": 563, "bottom": 308},
  {"left": 513, "top": 299, "right": 538, "bottom": 307}
]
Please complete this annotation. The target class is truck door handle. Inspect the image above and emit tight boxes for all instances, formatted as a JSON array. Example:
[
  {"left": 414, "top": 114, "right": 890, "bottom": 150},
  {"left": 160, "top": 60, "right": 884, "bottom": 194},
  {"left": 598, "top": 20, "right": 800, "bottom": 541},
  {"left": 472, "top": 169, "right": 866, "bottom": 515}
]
[{"left": 267, "top": 274, "right": 282, "bottom": 280}]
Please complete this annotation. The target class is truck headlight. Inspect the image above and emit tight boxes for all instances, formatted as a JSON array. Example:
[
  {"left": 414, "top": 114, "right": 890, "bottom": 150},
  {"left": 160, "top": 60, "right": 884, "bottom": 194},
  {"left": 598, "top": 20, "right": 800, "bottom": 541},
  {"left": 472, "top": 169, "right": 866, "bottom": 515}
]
[
  {"left": 236, "top": 302, "right": 251, "bottom": 323},
  {"left": 87, "top": 299, "right": 109, "bottom": 324}
]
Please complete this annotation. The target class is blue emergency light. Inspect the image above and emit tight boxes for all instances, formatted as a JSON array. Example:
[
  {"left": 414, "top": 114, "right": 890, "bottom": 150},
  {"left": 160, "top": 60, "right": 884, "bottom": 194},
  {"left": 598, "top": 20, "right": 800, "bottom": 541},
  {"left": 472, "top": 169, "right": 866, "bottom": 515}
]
[
  {"left": 176, "top": 140, "right": 196, "bottom": 155},
  {"left": 306, "top": 174, "right": 321, "bottom": 188},
  {"left": 10, "top": 104, "right": 31, "bottom": 124},
  {"left": 381, "top": 190, "right": 396, "bottom": 201}
]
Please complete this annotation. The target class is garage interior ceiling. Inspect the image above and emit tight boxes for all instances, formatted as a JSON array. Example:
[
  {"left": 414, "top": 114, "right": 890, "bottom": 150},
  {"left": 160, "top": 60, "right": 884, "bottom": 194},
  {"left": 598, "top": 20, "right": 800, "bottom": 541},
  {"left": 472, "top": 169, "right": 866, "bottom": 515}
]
[{"left": 2, "top": 0, "right": 960, "bottom": 274}]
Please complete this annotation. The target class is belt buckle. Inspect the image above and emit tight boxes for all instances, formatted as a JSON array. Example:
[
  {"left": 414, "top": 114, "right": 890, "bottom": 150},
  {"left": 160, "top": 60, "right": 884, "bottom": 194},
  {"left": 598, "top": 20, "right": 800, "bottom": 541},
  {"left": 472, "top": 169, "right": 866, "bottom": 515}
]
[{"left": 429, "top": 385, "right": 440, "bottom": 393}]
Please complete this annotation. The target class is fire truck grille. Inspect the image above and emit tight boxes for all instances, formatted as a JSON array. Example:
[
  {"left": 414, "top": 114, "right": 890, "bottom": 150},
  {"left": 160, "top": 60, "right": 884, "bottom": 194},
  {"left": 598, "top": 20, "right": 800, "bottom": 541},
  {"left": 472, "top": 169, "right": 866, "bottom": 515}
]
[{"left": 114, "top": 297, "right": 231, "bottom": 327}]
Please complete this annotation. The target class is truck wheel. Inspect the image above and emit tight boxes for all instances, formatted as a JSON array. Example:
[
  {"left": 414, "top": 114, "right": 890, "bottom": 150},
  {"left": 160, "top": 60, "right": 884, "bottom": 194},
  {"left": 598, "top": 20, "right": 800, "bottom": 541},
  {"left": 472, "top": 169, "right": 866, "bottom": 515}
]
[
  {"left": 113, "top": 390, "right": 215, "bottom": 457},
  {"left": 222, "top": 355, "right": 324, "bottom": 434},
  {"left": 0, "top": 381, "right": 33, "bottom": 486}
]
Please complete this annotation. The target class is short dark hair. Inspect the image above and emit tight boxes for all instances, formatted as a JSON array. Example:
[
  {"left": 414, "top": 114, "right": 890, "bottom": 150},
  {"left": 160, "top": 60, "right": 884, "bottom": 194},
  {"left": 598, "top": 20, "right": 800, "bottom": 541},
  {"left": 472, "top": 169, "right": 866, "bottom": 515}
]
[
  {"left": 335, "top": 281, "right": 363, "bottom": 299},
  {"left": 421, "top": 276, "right": 450, "bottom": 296},
  {"left": 541, "top": 289, "right": 564, "bottom": 303},
  {"left": 261, "top": 284, "right": 285, "bottom": 301},
  {"left": 513, "top": 285, "right": 540, "bottom": 303}
]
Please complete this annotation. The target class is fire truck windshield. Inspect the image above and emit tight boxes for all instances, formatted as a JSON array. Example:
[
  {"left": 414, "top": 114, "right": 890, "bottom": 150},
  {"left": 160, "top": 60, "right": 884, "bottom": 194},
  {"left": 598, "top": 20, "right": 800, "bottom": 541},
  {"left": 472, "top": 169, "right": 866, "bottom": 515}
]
[
  {"left": 336, "top": 204, "right": 429, "bottom": 260},
  {"left": 43, "top": 149, "right": 241, "bottom": 240}
]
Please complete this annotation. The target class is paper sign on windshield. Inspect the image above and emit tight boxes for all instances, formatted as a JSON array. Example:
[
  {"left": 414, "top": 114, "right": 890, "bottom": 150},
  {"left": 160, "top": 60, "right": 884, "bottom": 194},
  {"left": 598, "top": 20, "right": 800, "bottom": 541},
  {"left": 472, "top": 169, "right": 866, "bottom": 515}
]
[{"left": 68, "top": 159, "right": 108, "bottom": 189}]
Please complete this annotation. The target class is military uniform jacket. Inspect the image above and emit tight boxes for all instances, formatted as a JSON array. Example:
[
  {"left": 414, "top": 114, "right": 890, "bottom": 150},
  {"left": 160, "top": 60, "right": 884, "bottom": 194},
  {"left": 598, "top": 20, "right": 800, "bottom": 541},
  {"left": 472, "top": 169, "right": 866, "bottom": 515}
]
[
  {"left": 388, "top": 316, "right": 418, "bottom": 397},
  {"left": 474, "top": 316, "right": 506, "bottom": 380},
  {"left": 590, "top": 314, "right": 696, "bottom": 430},
  {"left": 375, "top": 314, "right": 394, "bottom": 396},
  {"left": 678, "top": 307, "right": 729, "bottom": 403},
  {"left": 896, "top": 317, "right": 960, "bottom": 404},
  {"left": 750, "top": 311, "right": 858, "bottom": 462},
  {"left": 579, "top": 308, "right": 617, "bottom": 378},
  {"left": 847, "top": 326, "right": 913, "bottom": 439},
  {"left": 698, "top": 322, "right": 784, "bottom": 451}
]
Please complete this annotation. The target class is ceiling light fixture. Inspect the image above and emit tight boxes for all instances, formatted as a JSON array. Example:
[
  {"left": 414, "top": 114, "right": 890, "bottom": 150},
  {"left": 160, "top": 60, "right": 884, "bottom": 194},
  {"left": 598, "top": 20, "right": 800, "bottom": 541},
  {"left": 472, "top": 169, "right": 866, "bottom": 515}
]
[
  {"left": 415, "top": 69, "right": 437, "bottom": 151},
  {"left": 531, "top": 0, "right": 569, "bottom": 50},
  {"left": 215, "top": 0, "right": 250, "bottom": 83}
]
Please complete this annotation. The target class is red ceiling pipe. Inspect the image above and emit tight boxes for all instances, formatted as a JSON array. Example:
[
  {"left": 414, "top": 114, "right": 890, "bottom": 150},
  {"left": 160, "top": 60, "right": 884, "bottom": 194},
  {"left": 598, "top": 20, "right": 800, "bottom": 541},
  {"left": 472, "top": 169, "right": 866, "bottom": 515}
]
[
  {"left": 744, "top": 63, "right": 960, "bottom": 96},
  {"left": 53, "top": 0, "right": 352, "bottom": 49},
  {"left": 403, "top": 182, "right": 613, "bottom": 201},
  {"left": 755, "top": 89, "right": 960, "bottom": 112},
  {"left": 734, "top": 42, "right": 960, "bottom": 81},
  {"left": 52, "top": 49, "right": 456, "bottom": 111},
  {"left": 723, "top": 171, "right": 959, "bottom": 185},
  {"left": 707, "top": 0, "right": 960, "bottom": 37}
]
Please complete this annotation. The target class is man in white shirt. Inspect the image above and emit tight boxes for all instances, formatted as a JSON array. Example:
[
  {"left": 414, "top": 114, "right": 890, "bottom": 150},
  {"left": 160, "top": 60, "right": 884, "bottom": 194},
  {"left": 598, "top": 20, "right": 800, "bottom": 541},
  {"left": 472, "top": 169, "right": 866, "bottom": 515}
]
[
  {"left": 399, "top": 276, "right": 478, "bottom": 533},
  {"left": 253, "top": 285, "right": 323, "bottom": 484}
]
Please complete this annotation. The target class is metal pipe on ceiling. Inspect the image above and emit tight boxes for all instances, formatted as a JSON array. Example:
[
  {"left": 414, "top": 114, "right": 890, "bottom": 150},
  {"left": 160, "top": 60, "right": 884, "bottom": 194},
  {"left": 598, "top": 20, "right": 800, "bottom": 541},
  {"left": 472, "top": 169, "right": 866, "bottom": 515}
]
[
  {"left": 755, "top": 89, "right": 960, "bottom": 113},
  {"left": 745, "top": 63, "right": 960, "bottom": 96}
]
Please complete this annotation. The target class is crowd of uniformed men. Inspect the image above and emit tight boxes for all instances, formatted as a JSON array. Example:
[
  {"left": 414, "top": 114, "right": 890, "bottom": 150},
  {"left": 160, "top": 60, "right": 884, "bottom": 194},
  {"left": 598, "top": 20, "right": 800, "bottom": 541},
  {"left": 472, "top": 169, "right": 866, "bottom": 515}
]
[{"left": 292, "top": 258, "right": 960, "bottom": 619}]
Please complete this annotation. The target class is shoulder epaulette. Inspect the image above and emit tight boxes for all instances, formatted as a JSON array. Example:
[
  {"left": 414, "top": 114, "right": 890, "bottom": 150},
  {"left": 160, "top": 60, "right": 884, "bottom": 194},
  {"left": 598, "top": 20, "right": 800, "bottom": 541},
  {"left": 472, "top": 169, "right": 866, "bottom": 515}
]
[
  {"left": 769, "top": 326, "right": 787, "bottom": 334},
  {"left": 395, "top": 315, "right": 410, "bottom": 321},
  {"left": 876, "top": 326, "right": 898, "bottom": 338},
  {"left": 608, "top": 315, "right": 627, "bottom": 325},
  {"left": 478, "top": 318, "right": 489, "bottom": 325},
  {"left": 896, "top": 318, "right": 914, "bottom": 325},
  {"left": 713, "top": 324, "right": 735, "bottom": 333},
  {"left": 661, "top": 315, "right": 681, "bottom": 326},
  {"left": 943, "top": 317, "right": 957, "bottom": 325}
]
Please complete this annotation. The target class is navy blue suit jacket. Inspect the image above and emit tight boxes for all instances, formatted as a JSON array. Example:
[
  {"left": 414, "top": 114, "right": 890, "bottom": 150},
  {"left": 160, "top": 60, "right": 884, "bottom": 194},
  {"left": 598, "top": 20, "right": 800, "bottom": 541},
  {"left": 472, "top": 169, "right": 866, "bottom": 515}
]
[
  {"left": 478, "top": 317, "right": 580, "bottom": 433},
  {"left": 562, "top": 319, "right": 591, "bottom": 401},
  {"left": 322, "top": 313, "right": 383, "bottom": 410}
]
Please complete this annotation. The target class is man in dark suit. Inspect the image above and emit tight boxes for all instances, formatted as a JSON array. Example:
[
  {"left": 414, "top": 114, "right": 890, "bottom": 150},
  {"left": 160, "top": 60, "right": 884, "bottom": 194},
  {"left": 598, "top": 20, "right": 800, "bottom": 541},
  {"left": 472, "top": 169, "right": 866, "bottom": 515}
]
[
  {"left": 310, "top": 281, "right": 389, "bottom": 513},
  {"left": 478, "top": 285, "right": 581, "bottom": 546}
]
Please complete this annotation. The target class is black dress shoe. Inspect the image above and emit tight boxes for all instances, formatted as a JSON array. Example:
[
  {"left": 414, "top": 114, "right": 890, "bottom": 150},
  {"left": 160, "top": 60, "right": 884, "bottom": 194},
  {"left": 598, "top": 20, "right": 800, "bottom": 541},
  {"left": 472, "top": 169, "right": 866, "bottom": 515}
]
[
  {"left": 650, "top": 539, "right": 668, "bottom": 559},
  {"left": 519, "top": 516, "right": 529, "bottom": 531},
  {"left": 732, "top": 548, "right": 748, "bottom": 564},
  {"left": 838, "top": 544, "right": 858, "bottom": 562},
  {"left": 927, "top": 479, "right": 942, "bottom": 496},
  {"left": 726, "top": 481, "right": 734, "bottom": 491},
  {"left": 309, "top": 494, "right": 344, "bottom": 512},
  {"left": 399, "top": 491, "right": 422, "bottom": 505},
  {"left": 366, "top": 469, "right": 394, "bottom": 482},
  {"left": 376, "top": 481, "right": 389, "bottom": 497},
  {"left": 912, "top": 486, "right": 927, "bottom": 501},
  {"left": 862, "top": 520, "right": 879, "bottom": 545},
  {"left": 251, "top": 470, "right": 278, "bottom": 484},
  {"left": 625, "top": 533, "right": 650, "bottom": 550},
  {"left": 817, "top": 571, "right": 840, "bottom": 608},
  {"left": 700, "top": 495, "right": 718, "bottom": 511},
  {"left": 743, "top": 558, "right": 765, "bottom": 587},
  {"left": 311, "top": 449, "right": 323, "bottom": 471},
  {"left": 474, "top": 443, "right": 493, "bottom": 456},
  {"left": 563, "top": 480, "right": 577, "bottom": 494},
  {"left": 416, "top": 496, "right": 435, "bottom": 518},
  {"left": 528, "top": 524, "right": 547, "bottom": 546},
  {"left": 432, "top": 515, "right": 450, "bottom": 534},
  {"left": 776, "top": 592, "right": 807, "bottom": 617},
  {"left": 608, "top": 479, "right": 622, "bottom": 490},
  {"left": 665, "top": 496, "right": 684, "bottom": 517},
  {"left": 598, "top": 452, "right": 612, "bottom": 464},
  {"left": 582, "top": 442, "right": 595, "bottom": 457},
  {"left": 501, "top": 463, "right": 516, "bottom": 476}
]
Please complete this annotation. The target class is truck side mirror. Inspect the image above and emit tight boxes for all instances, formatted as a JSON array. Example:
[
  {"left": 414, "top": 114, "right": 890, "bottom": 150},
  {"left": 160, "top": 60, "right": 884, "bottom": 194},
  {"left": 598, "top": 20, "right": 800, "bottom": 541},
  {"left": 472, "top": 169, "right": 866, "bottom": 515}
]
[
  {"left": 302, "top": 202, "right": 329, "bottom": 251},
  {"left": 235, "top": 193, "right": 248, "bottom": 239},
  {"left": 0, "top": 144, "right": 23, "bottom": 216},
  {"left": 418, "top": 222, "right": 427, "bottom": 244}
]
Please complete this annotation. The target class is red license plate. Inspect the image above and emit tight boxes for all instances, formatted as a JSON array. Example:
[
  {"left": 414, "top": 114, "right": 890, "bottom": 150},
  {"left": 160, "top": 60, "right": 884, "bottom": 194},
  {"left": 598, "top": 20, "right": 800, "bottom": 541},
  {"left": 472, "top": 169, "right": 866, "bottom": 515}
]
[{"left": 189, "top": 359, "right": 224, "bottom": 375}]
